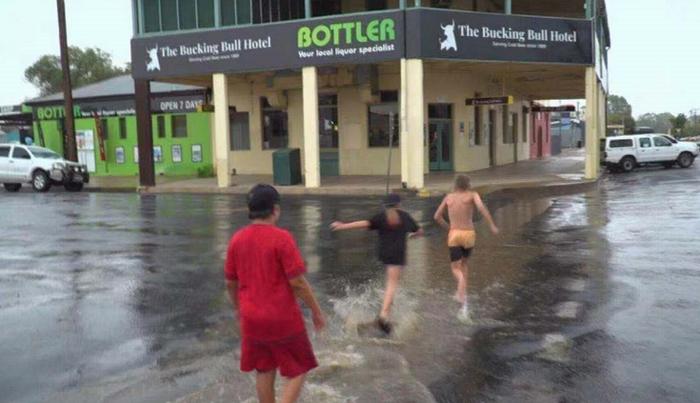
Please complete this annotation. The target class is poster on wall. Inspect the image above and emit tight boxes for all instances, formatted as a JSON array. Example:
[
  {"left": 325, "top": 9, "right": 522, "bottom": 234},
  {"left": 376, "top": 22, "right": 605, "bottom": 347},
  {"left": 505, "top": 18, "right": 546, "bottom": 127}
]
[
  {"left": 172, "top": 145, "right": 182, "bottom": 163},
  {"left": 153, "top": 146, "right": 163, "bottom": 163},
  {"left": 192, "top": 144, "right": 202, "bottom": 163},
  {"left": 115, "top": 147, "right": 125, "bottom": 164},
  {"left": 134, "top": 146, "right": 139, "bottom": 163}
]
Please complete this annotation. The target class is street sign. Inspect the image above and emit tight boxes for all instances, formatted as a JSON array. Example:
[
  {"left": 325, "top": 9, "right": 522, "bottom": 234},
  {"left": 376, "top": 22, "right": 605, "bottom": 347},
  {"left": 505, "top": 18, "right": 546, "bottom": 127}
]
[
  {"left": 531, "top": 105, "right": 576, "bottom": 112},
  {"left": 465, "top": 96, "right": 513, "bottom": 106}
]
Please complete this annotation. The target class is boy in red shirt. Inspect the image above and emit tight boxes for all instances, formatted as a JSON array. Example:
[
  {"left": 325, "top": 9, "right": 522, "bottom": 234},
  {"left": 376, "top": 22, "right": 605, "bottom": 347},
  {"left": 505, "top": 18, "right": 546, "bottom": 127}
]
[{"left": 225, "top": 184, "right": 326, "bottom": 403}]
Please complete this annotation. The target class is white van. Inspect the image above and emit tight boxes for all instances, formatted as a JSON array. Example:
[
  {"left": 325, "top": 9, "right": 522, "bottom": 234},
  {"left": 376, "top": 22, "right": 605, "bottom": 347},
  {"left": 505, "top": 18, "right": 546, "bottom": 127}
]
[{"left": 603, "top": 134, "right": 699, "bottom": 172}]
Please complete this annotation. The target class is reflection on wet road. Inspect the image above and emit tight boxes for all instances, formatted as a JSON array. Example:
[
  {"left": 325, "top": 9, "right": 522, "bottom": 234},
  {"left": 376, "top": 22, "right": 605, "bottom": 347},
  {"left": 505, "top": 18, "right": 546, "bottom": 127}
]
[{"left": 1, "top": 165, "right": 699, "bottom": 402}]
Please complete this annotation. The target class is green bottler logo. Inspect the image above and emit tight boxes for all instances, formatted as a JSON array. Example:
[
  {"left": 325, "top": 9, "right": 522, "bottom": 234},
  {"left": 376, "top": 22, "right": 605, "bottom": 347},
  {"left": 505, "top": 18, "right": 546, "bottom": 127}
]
[{"left": 298, "top": 18, "right": 396, "bottom": 48}]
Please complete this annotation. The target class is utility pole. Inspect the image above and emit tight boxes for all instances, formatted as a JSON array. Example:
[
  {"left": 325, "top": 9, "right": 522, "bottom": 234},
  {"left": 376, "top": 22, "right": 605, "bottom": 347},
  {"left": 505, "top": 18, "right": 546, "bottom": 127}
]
[{"left": 57, "top": 0, "right": 77, "bottom": 162}]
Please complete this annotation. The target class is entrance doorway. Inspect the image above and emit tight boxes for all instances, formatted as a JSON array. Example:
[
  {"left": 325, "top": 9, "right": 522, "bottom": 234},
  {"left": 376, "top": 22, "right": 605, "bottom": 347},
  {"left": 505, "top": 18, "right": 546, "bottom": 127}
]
[
  {"left": 319, "top": 94, "right": 339, "bottom": 176},
  {"left": 428, "top": 104, "right": 453, "bottom": 172},
  {"left": 537, "top": 127, "right": 544, "bottom": 158},
  {"left": 488, "top": 109, "right": 497, "bottom": 166}
]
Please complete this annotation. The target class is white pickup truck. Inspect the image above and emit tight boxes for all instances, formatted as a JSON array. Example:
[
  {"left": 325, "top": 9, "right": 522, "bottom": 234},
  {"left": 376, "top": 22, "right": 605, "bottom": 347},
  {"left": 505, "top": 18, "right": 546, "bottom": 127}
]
[
  {"left": 0, "top": 144, "right": 89, "bottom": 192},
  {"left": 603, "top": 134, "right": 700, "bottom": 172}
]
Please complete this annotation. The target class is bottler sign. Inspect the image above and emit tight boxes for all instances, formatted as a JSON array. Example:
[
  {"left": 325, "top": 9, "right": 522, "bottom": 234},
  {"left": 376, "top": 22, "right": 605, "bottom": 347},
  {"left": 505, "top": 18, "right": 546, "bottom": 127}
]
[{"left": 132, "top": 11, "right": 404, "bottom": 80}]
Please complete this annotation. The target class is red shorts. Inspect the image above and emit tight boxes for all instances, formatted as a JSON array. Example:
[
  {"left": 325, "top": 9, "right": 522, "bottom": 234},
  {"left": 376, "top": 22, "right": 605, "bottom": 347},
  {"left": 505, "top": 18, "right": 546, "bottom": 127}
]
[{"left": 240, "top": 332, "right": 318, "bottom": 378}]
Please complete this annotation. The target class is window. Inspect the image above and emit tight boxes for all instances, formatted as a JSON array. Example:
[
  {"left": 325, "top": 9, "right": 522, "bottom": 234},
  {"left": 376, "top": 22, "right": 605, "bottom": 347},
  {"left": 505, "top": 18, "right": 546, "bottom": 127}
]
[
  {"left": 230, "top": 111, "right": 250, "bottom": 150},
  {"left": 428, "top": 104, "right": 452, "bottom": 119},
  {"left": 157, "top": 115, "right": 166, "bottom": 138},
  {"left": 511, "top": 113, "right": 519, "bottom": 145},
  {"left": 100, "top": 119, "right": 109, "bottom": 140},
  {"left": 474, "top": 105, "right": 482, "bottom": 145},
  {"left": 236, "top": 0, "right": 252, "bottom": 23},
  {"left": 252, "top": 0, "right": 305, "bottom": 23},
  {"left": 161, "top": 0, "right": 179, "bottom": 31},
  {"left": 143, "top": 0, "right": 161, "bottom": 32},
  {"left": 430, "top": 0, "right": 453, "bottom": 8},
  {"left": 502, "top": 106, "right": 512, "bottom": 144},
  {"left": 610, "top": 139, "right": 634, "bottom": 148},
  {"left": 522, "top": 112, "right": 528, "bottom": 143},
  {"left": 172, "top": 115, "right": 188, "bottom": 138},
  {"left": 0, "top": 146, "right": 10, "bottom": 157},
  {"left": 179, "top": 0, "right": 197, "bottom": 29},
  {"left": 638, "top": 138, "right": 652, "bottom": 148},
  {"left": 261, "top": 98, "right": 288, "bottom": 149},
  {"left": 197, "top": 0, "right": 216, "bottom": 27},
  {"left": 366, "top": 0, "right": 387, "bottom": 10},
  {"left": 119, "top": 118, "right": 127, "bottom": 139},
  {"left": 312, "top": 0, "right": 341, "bottom": 16},
  {"left": 319, "top": 95, "right": 338, "bottom": 148},
  {"left": 12, "top": 147, "right": 31, "bottom": 159},
  {"left": 368, "top": 91, "right": 399, "bottom": 148},
  {"left": 654, "top": 136, "right": 672, "bottom": 147}
]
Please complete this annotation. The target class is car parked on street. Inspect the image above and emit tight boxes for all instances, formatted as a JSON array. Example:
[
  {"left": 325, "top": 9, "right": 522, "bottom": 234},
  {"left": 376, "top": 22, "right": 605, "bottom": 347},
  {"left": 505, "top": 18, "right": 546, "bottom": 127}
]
[
  {"left": 0, "top": 144, "right": 89, "bottom": 192},
  {"left": 603, "top": 134, "right": 700, "bottom": 172}
]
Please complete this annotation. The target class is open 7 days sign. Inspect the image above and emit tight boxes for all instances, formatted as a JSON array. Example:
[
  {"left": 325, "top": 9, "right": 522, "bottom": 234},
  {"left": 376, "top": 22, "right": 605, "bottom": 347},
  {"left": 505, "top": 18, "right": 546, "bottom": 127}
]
[{"left": 131, "top": 11, "right": 404, "bottom": 80}]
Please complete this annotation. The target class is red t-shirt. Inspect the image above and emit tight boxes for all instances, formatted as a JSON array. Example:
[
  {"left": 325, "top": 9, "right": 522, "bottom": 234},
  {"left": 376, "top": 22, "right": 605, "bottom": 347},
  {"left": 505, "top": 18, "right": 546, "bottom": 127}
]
[{"left": 224, "top": 224, "right": 307, "bottom": 341}]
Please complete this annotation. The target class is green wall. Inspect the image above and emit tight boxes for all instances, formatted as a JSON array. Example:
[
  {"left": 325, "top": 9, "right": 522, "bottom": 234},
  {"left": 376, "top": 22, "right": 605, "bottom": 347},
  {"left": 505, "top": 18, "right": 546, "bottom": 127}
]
[{"left": 33, "top": 112, "right": 213, "bottom": 177}]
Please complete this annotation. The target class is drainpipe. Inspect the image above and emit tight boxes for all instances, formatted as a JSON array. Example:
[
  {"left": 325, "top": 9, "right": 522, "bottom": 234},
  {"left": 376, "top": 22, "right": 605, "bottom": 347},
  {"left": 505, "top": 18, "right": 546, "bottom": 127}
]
[
  {"left": 505, "top": 0, "right": 512, "bottom": 14},
  {"left": 414, "top": 0, "right": 421, "bottom": 7},
  {"left": 305, "top": 0, "right": 311, "bottom": 18}
]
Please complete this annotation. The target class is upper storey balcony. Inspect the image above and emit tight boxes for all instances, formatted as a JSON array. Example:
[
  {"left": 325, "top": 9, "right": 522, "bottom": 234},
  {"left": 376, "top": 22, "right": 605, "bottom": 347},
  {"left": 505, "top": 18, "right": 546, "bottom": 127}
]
[{"left": 132, "top": 0, "right": 605, "bottom": 36}]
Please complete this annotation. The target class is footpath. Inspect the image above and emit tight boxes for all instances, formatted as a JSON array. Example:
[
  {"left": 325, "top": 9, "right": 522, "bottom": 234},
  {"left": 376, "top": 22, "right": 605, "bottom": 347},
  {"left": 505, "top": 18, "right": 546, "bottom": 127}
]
[{"left": 87, "top": 149, "right": 596, "bottom": 197}]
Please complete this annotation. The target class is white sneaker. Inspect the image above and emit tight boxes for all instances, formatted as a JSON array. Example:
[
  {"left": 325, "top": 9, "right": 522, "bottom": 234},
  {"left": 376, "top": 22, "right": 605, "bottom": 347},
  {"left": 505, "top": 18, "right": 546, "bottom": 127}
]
[{"left": 458, "top": 304, "right": 472, "bottom": 323}]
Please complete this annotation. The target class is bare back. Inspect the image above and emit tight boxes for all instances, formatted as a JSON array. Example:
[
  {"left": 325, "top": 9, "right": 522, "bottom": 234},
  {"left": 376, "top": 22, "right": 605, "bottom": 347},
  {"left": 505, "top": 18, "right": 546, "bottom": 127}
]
[{"left": 445, "top": 191, "right": 477, "bottom": 230}]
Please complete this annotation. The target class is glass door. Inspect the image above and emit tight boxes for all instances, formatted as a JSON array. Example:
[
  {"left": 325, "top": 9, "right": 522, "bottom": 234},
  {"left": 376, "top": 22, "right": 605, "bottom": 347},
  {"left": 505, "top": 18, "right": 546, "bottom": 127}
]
[{"left": 428, "top": 104, "right": 453, "bottom": 172}]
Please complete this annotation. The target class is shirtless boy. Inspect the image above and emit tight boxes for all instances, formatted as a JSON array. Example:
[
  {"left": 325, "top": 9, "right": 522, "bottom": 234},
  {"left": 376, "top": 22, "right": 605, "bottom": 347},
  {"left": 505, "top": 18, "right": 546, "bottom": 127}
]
[{"left": 433, "top": 175, "right": 499, "bottom": 317}]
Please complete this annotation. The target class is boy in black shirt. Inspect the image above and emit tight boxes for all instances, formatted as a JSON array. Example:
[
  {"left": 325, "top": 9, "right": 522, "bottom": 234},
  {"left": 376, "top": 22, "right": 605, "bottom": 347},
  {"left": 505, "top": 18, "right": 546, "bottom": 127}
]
[{"left": 331, "top": 193, "right": 422, "bottom": 334}]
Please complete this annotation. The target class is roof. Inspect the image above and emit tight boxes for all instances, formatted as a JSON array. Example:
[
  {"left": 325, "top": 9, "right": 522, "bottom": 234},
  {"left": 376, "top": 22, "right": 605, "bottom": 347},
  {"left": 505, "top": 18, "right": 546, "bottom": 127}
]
[{"left": 26, "top": 75, "right": 205, "bottom": 105}]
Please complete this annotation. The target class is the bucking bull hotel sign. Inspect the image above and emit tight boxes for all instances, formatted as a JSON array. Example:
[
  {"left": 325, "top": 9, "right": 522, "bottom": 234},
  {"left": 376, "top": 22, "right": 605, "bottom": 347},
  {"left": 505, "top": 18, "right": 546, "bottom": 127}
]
[
  {"left": 132, "top": 10, "right": 404, "bottom": 80},
  {"left": 407, "top": 8, "right": 593, "bottom": 64}
]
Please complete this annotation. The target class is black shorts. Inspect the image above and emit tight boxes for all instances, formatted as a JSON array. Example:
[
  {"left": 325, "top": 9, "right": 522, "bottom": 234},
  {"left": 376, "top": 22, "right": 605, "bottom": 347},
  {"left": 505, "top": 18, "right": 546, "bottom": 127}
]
[{"left": 449, "top": 247, "right": 473, "bottom": 262}]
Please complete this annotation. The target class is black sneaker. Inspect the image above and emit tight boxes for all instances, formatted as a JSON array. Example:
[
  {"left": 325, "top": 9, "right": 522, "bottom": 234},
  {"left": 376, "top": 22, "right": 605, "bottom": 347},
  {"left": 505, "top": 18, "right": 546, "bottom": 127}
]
[{"left": 376, "top": 317, "right": 393, "bottom": 335}]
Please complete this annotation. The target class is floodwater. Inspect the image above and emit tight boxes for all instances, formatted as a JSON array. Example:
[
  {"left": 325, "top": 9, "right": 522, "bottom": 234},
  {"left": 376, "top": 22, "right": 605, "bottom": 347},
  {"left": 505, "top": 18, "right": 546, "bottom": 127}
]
[{"left": 1, "top": 165, "right": 699, "bottom": 403}]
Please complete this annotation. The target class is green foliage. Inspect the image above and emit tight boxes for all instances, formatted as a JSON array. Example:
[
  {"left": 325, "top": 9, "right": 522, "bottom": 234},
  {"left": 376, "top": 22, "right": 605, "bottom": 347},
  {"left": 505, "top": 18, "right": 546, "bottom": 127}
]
[
  {"left": 197, "top": 164, "right": 215, "bottom": 178},
  {"left": 607, "top": 94, "right": 635, "bottom": 134},
  {"left": 25, "top": 47, "right": 128, "bottom": 96},
  {"left": 636, "top": 112, "right": 674, "bottom": 133}
]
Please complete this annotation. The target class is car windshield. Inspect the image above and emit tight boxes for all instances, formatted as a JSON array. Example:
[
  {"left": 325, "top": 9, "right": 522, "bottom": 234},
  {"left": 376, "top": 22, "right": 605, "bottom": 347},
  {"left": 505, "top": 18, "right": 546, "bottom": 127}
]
[{"left": 28, "top": 147, "right": 62, "bottom": 159}]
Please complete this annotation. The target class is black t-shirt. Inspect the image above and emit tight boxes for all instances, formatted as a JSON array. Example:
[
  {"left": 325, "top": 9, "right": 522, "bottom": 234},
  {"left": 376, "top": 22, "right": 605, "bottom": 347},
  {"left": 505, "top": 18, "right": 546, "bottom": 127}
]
[{"left": 369, "top": 209, "right": 420, "bottom": 266}]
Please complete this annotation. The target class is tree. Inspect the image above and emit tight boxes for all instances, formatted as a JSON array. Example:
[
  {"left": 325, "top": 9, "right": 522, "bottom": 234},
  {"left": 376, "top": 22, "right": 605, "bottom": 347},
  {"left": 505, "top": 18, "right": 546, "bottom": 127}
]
[
  {"left": 607, "top": 94, "right": 635, "bottom": 134},
  {"left": 25, "top": 47, "right": 128, "bottom": 96},
  {"left": 636, "top": 112, "right": 674, "bottom": 133},
  {"left": 669, "top": 113, "right": 688, "bottom": 136}
]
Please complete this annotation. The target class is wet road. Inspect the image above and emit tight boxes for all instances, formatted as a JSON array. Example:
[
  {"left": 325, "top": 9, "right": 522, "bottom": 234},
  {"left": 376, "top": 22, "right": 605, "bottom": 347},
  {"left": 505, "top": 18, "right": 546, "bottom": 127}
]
[{"left": 1, "top": 165, "right": 699, "bottom": 403}]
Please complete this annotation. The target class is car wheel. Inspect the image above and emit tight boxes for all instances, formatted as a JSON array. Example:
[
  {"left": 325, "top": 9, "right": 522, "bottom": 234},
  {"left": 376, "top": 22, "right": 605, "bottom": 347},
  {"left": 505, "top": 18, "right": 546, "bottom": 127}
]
[
  {"left": 64, "top": 182, "right": 84, "bottom": 192},
  {"left": 620, "top": 156, "right": 636, "bottom": 173},
  {"left": 663, "top": 161, "right": 675, "bottom": 169},
  {"left": 31, "top": 170, "right": 52, "bottom": 192},
  {"left": 677, "top": 152, "right": 695, "bottom": 169},
  {"left": 3, "top": 183, "right": 22, "bottom": 192}
]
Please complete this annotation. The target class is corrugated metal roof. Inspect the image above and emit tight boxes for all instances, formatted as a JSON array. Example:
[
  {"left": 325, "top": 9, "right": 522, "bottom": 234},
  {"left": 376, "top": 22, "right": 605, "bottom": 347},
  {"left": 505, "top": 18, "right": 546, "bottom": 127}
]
[{"left": 27, "top": 75, "right": 205, "bottom": 104}]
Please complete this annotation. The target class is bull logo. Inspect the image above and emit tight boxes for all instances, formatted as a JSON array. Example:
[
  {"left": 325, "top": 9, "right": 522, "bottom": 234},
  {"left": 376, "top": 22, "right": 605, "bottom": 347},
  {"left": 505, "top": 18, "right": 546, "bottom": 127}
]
[
  {"left": 146, "top": 46, "right": 160, "bottom": 71},
  {"left": 440, "top": 20, "right": 457, "bottom": 51}
]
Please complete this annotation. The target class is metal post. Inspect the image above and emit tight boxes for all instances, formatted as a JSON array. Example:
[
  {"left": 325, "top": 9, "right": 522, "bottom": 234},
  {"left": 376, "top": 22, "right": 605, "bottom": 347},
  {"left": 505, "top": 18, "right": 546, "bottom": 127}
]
[
  {"left": 505, "top": 0, "right": 512, "bottom": 14},
  {"left": 386, "top": 112, "right": 394, "bottom": 195},
  {"left": 214, "top": 0, "right": 221, "bottom": 26},
  {"left": 135, "top": 80, "right": 156, "bottom": 187},
  {"left": 414, "top": 0, "right": 421, "bottom": 6},
  {"left": 56, "top": 0, "right": 77, "bottom": 162},
  {"left": 305, "top": 0, "right": 311, "bottom": 18},
  {"left": 399, "top": 0, "right": 405, "bottom": 9}
]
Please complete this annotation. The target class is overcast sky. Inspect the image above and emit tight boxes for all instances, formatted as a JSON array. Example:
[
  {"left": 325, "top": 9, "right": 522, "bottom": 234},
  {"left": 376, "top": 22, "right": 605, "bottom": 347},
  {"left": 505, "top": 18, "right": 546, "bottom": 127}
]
[{"left": 0, "top": 0, "right": 698, "bottom": 117}]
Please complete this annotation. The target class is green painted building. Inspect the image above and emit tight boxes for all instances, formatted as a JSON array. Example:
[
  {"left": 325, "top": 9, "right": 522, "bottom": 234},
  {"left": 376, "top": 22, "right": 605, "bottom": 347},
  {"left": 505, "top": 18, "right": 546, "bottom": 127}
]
[{"left": 26, "top": 75, "right": 213, "bottom": 177}]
